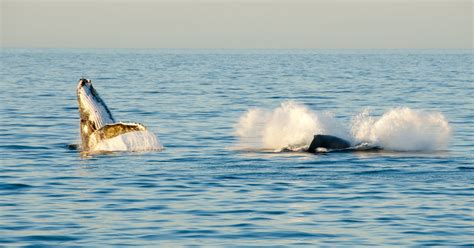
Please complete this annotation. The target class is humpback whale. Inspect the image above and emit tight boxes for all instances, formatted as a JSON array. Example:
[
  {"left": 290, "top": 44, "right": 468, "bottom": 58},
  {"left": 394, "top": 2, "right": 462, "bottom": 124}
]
[
  {"left": 306, "top": 134, "right": 382, "bottom": 153},
  {"left": 307, "top": 134, "right": 351, "bottom": 153},
  {"left": 76, "top": 78, "right": 162, "bottom": 152}
]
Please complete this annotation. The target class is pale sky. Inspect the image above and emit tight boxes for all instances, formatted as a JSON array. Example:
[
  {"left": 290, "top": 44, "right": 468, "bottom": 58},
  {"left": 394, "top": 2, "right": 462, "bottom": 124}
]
[{"left": 1, "top": 0, "right": 472, "bottom": 49}]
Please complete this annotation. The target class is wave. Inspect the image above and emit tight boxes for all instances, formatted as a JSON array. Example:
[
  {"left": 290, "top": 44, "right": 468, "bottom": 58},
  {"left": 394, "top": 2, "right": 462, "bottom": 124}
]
[{"left": 234, "top": 101, "right": 451, "bottom": 152}]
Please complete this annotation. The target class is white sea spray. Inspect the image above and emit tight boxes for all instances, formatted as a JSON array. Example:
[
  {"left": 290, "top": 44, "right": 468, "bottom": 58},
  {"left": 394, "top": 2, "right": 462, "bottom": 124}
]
[{"left": 91, "top": 131, "right": 163, "bottom": 152}]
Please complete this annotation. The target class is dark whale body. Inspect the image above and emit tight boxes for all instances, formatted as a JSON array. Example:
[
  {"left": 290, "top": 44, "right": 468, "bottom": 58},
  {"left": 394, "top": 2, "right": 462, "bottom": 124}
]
[{"left": 307, "top": 134, "right": 351, "bottom": 153}]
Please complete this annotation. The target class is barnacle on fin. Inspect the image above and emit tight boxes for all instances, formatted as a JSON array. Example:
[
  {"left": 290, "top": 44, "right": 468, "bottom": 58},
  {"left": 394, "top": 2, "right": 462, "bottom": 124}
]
[{"left": 93, "top": 122, "right": 147, "bottom": 141}]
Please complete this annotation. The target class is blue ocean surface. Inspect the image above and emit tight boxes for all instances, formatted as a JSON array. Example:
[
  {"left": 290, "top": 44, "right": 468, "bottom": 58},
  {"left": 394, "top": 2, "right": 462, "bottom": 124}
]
[{"left": 1, "top": 49, "right": 473, "bottom": 247}]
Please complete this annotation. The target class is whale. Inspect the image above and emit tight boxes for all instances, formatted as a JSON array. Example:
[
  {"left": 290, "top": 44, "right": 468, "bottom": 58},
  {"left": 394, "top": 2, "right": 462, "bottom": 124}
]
[
  {"left": 306, "top": 134, "right": 382, "bottom": 153},
  {"left": 307, "top": 134, "right": 351, "bottom": 153},
  {"left": 76, "top": 78, "right": 162, "bottom": 152}
]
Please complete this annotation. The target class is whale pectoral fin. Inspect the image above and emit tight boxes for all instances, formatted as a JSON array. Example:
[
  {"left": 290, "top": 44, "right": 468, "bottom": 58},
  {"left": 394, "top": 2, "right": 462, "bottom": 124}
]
[{"left": 94, "top": 122, "right": 148, "bottom": 140}]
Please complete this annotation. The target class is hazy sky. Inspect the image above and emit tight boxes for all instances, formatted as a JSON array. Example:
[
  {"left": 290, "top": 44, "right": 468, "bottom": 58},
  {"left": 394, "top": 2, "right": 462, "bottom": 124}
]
[{"left": 1, "top": 0, "right": 472, "bottom": 49}]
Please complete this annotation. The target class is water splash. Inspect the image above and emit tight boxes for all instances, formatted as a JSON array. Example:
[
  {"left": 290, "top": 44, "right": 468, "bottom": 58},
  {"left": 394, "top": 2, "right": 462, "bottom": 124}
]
[
  {"left": 235, "top": 101, "right": 451, "bottom": 152},
  {"left": 235, "top": 101, "right": 351, "bottom": 151},
  {"left": 90, "top": 131, "right": 163, "bottom": 152},
  {"left": 351, "top": 107, "right": 451, "bottom": 151}
]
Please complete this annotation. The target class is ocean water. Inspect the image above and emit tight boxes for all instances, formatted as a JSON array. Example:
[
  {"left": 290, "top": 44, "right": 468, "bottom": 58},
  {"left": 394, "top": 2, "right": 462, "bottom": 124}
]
[{"left": 1, "top": 49, "right": 473, "bottom": 247}]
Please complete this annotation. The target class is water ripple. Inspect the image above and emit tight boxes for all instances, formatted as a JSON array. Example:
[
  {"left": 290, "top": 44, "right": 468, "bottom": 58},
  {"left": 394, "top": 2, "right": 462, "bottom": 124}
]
[{"left": 1, "top": 49, "right": 472, "bottom": 247}]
